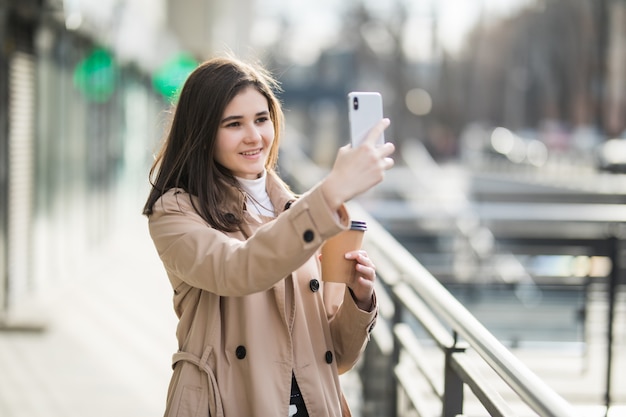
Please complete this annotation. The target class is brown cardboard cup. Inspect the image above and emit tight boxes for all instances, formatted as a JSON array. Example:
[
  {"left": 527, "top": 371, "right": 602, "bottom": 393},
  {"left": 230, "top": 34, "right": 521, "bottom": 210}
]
[{"left": 321, "top": 221, "right": 367, "bottom": 283}]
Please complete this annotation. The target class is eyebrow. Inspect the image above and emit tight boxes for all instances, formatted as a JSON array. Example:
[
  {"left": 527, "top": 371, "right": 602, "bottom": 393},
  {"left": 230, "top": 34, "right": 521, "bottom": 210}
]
[{"left": 221, "top": 110, "right": 269, "bottom": 124}]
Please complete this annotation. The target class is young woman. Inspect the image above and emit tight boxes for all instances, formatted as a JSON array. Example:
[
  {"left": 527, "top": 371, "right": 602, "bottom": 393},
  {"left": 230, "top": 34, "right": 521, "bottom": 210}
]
[{"left": 143, "top": 55, "right": 394, "bottom": 417}]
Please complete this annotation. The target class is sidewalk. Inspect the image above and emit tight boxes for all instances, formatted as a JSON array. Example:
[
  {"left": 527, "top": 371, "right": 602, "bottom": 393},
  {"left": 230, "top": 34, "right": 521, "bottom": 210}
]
[
  {"left": 0, "top": 213, "right": 176, "bottom": 417},
  {"left": 0, "top": 211, "right": 363, "bottom": 417}
]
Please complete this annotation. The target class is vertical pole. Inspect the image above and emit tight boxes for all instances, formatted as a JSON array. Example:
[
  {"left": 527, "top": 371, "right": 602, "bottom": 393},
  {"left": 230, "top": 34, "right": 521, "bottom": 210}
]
[
  {"left": 581, "top": 276, "right": 590, "bottom": 374},
  {"left": 389, "top": 290, "right": 402, "bottom": 417},
  {"left": 0, "top": 2, "right": 10, "bottom": 322},
  {"left": 442, "top": 331, "right": 465, "bottom": 417},
  {"left": 605, "top": 235, "right": 619, "bottom": 416}
]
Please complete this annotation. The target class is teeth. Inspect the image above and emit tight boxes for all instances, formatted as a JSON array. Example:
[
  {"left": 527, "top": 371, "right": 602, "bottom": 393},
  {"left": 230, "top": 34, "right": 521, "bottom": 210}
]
[{"left": 241, "top": 150, "right": 260, "bottom": 156}]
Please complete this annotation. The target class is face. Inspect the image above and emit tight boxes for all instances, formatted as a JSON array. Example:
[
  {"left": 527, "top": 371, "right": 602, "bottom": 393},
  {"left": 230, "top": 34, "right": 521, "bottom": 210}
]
[{"left": 215, "top": 86, "right": 275, "bottom": 180}]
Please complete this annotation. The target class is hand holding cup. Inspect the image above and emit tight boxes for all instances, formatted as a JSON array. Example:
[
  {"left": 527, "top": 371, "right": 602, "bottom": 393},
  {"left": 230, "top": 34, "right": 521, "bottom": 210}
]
[
  {"left": 320, "top": 220, "right": 376, "bottom": 310},
  {"left": 321, "top": 220, "right": 368, "bottom": 284}
]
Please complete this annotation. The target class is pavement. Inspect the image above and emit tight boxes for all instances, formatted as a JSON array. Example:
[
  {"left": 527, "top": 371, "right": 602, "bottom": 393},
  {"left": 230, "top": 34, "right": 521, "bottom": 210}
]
[{"left": 0, "top": 211, "right": 177, "bottom": 417}]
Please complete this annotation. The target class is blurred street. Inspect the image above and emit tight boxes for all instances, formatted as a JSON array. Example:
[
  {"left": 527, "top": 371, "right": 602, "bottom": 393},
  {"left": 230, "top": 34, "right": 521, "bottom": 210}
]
[
  {"left": 0, "top": 211, "right": 177, "bottom": 416},
  {"left": 3, "top": 0, "right": 626, "bottom": 415}
]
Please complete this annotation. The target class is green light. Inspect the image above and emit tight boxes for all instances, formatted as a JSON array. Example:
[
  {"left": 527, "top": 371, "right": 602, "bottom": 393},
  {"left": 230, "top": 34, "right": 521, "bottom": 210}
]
[
  {"left": 73, "top": 48, "right": 117, "bottom": 103},
  {"left": 152, "top": 53, "right": 198, "bottom": 102}
]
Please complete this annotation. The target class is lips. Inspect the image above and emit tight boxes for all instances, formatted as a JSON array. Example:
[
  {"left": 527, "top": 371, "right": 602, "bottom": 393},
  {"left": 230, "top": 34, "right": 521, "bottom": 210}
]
[{"left": 240, "top": 149, "right": 262, "bottom": 156}]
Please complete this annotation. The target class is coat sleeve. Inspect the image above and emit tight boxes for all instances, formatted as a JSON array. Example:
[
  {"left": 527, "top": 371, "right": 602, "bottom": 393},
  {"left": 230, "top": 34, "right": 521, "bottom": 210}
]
[
  {"left": 148, "top": 184, "right": 349, "bottom": 296},
  {"left": 325, "top": 284, "right": 378, "bottom": 374}
]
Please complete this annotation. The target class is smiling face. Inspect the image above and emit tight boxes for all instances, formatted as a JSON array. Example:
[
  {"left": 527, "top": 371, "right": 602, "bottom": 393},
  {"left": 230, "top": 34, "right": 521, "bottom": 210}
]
[{"left": 215, "top": 86, "right": 275, "bottom": 180}]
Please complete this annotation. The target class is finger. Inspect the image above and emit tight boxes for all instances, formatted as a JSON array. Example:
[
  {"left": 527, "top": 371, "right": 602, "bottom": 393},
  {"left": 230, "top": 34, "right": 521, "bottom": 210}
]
[
  {"left": 356, "top": 275, "right": 376, "bottom": 291},
  {"left": 356, "top": 264, "right": 376, "bottom": 280},
  {"left": 359, "top": 274, "right": 376, "bottom": 285},
  {"left": 346, "top": 251, "right": 372, "bottom": 265},
  {"left": 355, "top": 254, "right": 375, "bottom": 269},
  {"left": 362, "top": 118, "right": 390, "bottom": 147},
  {"left": 345, "top": 250, "right": 363, "bottom": 260},
  {"left": 383, "top": 156, "right": 395, "bottom": 170},
  {"left": 377, "top": 142, "right": 395, "bottom": 158},
  {"left": 338, "top": 143, "right": 351, "bottom": 152}
]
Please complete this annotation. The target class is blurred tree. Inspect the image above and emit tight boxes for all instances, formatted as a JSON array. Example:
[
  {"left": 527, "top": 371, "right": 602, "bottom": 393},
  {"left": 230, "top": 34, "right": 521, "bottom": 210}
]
[
  {"left": 439, "top": 0, "right": 626, "bottom": 152},
  {"left": 455, "top": 0, "right": 598, "bottom": 133}
]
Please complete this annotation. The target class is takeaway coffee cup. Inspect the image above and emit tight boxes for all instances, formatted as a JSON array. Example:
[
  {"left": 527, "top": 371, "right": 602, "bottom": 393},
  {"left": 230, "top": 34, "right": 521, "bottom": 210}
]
[{"left": 321, "top": 220, "right": 367, "bottom": 283}]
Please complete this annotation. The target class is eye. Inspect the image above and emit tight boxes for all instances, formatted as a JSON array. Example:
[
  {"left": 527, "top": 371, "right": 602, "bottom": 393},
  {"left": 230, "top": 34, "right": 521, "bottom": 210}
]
[
  {"left": 225, "top": 121, "right": 241, "bottom": 128},
  {"left": 256, "top": 116, "right": 270, "bottom": 124}
]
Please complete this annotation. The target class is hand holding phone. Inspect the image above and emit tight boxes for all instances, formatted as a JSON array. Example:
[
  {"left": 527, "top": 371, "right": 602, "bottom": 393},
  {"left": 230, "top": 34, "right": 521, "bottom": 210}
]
[
  {"left": 321, "top": 117, "right": 394, "bottom": 210},
  {"left": 348, "top": 92, "right": 385, "bottom": 147}
]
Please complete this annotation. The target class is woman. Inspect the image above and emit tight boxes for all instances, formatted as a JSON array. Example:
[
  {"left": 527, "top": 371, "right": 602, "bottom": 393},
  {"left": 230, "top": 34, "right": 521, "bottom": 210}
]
[{"left": 143, "top": 55, "right": 394, "bottom": 417}]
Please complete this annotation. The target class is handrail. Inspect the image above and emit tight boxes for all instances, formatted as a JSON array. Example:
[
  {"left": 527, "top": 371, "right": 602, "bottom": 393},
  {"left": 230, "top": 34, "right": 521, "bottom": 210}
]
[{"left": 350, "top": 203, "right": 579, "bottom": 417}]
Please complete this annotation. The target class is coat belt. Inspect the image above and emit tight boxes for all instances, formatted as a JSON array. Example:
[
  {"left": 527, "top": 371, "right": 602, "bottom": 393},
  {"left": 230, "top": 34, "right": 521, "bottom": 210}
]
[{"left": 172, "top": 350, "right": 224, "bottom": 417}]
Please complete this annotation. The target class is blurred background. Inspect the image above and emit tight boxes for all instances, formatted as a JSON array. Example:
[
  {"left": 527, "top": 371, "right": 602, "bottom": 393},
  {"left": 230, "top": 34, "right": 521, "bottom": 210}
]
[{"left": 1, "top": 0, "right": 626, "bottom": 416}]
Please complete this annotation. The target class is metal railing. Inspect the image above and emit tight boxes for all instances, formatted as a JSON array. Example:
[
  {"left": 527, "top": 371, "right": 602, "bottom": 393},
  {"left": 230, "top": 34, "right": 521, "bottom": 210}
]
[
  {"left": 352, "top": 203, "right": 579, "bottom": 417},
  {"left": 279, "top": 140, "right": 580, "bottom": 417}
]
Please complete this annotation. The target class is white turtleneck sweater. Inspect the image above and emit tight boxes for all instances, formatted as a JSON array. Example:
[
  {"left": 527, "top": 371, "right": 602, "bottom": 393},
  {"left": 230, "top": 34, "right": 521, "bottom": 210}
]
[{"left": 236, "top": 171, "right": 276, "bottom": 218}]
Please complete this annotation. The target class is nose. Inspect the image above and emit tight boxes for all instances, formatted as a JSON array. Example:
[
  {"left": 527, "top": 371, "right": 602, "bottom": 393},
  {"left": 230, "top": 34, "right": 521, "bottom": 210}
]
[{"left": 244, "top": 123, "right": 262, "bottom": 143}]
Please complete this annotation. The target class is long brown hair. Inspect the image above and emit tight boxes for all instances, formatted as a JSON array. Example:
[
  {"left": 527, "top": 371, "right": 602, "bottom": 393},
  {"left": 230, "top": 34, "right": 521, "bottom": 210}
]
[{"left": 143, "top": 56, "right": 285, "bottom": 232}]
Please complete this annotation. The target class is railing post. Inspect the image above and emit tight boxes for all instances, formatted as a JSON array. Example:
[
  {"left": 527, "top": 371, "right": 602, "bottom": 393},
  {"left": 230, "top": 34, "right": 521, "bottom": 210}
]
[
  {"left": 389, "top": 288, "right": 403, "bottom": 417},
  {"left": 605, "top": 234, "right": 619, "bottom": 415},
  {"left": 442, "top": 331, "right": 465, "bottom": 417},
  {"left": 360, "top": 328, "right": 394, "bottom": 417},
  {"left": 360, "top": 279, "right": 400, "bottom": 417}
]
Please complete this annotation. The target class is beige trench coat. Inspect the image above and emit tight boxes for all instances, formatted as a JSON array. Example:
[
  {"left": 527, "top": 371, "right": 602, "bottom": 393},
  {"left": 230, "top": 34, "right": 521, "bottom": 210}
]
[{"left": 148, "top": 172, "right": 378, "bottom": 417}]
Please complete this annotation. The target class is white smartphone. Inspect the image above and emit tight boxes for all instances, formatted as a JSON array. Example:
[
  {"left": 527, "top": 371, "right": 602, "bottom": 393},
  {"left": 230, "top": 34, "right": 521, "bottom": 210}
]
[{"left": 348, "top": 91, "right": 384, "bottom": 147}]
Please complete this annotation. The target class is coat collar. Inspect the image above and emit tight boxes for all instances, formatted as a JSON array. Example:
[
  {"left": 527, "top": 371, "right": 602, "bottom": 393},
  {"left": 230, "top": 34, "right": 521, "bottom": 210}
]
[{"left": 265, "top": 170, "right": 297, "bottom": 214}]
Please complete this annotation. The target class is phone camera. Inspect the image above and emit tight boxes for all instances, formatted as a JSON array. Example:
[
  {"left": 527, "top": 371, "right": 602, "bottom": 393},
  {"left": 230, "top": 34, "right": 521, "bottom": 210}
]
[{"left": 353, "top": 97, "right": 359, "bottom": 110}]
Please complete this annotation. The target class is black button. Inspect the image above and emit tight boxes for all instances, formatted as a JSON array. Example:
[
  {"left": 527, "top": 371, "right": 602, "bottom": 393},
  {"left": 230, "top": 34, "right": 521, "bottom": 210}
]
[
  {"left": 284, "top": 200, "right": 295, "bottom": 210},
  {"left": 325, "top": 350, "right": 333, "bottom": 364},
  {"left": 309, "top": 279, "right": 320, "bottom": 292},
  {"left": 235, "top": 345, "right": 246, "bottom": 359},
  {"left": 303, "top": 230, "right": 314, "bottom": 242}
]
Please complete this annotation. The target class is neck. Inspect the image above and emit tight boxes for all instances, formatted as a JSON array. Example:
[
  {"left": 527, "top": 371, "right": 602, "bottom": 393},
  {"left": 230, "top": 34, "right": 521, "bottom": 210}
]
[{"left": 236, "top": 171, "right": 275, "bottom": 217}]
